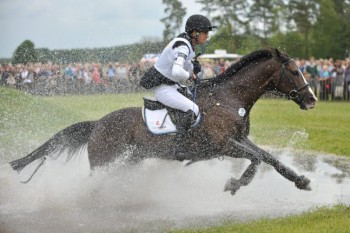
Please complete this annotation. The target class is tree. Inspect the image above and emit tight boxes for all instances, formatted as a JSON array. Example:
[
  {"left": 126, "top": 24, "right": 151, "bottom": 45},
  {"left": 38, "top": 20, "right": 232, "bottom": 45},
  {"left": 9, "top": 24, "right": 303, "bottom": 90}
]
[
  {"left": 268, "top": 31, "right": 305, "bottom": 58},
  {"left": 36, "top": 48, "right": 54, "bottom": 63},
  {"left": 248, "top": 0, "right": 280, "bottom": 46},
  {"left": 12, "top": 40, "right": 38, "bottom": 65},
  {"left": 160, "top": 0, "right": 186, "bottom": 43},
  {"left": 330, "top": 0, "right": 350, "bottom": 58},
  {"left": 198, "top": 0, "right": 249, "bottom": 53},
  {"left": 195, "top": 0, "right": 216, "bottom": 16},
  {"left": 286, "top": 0, "right": 319, "bottom": 58},
  {"left": 205, "top": 25, "right": 237, "bottom": 54},
  {"left": 311, "top": 0, "right": 344, "bottom": 59}
]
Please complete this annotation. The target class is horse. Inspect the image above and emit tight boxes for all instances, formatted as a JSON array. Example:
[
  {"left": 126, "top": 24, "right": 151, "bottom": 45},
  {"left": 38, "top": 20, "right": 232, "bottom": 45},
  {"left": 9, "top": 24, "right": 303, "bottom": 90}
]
[{"left": 10, "top": 48, "right": 317, "bottom": 194}]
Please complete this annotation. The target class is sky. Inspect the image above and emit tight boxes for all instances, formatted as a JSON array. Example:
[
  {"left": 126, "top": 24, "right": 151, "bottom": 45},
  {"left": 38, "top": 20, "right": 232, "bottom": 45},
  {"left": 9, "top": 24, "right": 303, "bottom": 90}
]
[{"left": 0, "top": 0, "right": 202, "bottom": 58}]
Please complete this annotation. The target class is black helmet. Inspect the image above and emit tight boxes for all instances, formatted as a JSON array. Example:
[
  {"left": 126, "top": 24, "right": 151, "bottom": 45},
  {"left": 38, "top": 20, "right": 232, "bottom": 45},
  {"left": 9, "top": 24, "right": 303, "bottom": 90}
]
[{"left": 185, "top": 14, "right": 217, "bottom": 33}]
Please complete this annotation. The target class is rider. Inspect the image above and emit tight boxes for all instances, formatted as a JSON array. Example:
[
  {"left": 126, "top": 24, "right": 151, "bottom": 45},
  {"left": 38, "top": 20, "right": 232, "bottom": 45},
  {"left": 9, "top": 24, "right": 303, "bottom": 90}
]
[{"left": 140, "top": 14, "right": 216, "bottom": 158}]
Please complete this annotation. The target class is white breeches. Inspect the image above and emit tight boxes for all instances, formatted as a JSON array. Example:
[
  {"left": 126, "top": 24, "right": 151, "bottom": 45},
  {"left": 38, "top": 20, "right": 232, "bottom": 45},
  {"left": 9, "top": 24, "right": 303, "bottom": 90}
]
[{"left": 153, "top": 84, "right": 199, "bottom": 116}]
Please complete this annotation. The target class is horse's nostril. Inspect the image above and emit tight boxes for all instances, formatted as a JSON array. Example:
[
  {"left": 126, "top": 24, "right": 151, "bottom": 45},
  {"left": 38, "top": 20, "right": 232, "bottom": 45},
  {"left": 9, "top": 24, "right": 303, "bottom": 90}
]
[{"left": 310, "top": 96, "right": 317, "bottom": 103}]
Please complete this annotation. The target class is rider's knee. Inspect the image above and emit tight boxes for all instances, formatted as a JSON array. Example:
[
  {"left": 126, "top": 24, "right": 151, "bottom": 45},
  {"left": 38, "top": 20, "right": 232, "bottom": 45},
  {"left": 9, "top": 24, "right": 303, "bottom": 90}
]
[{"left": 192, "top": 105, "right": 199, "bottom": 116}]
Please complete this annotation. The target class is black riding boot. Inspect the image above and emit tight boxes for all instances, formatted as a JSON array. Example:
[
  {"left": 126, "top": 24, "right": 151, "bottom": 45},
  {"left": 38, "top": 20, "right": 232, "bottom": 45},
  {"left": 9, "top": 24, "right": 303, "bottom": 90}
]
[{"left": 173, "top": 110, "right": 196, "bottom": 161}]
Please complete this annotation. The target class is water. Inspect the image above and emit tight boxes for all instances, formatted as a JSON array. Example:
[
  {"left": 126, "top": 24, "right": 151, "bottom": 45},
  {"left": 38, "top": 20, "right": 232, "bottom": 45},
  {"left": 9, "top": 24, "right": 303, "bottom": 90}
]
[{"left": 1, "top": 147, "right": 349, "bottom": 233}]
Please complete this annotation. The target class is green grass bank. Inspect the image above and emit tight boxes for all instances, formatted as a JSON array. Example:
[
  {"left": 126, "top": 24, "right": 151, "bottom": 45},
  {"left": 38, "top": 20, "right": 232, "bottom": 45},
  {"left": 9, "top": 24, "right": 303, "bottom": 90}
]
[{"left": 170, "top": 205, "right": 350, "bottom": 233}]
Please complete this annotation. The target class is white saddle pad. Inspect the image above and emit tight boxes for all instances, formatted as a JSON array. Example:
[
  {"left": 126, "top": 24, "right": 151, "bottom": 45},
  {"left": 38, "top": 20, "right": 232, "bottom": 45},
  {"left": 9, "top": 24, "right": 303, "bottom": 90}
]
[{"left": 142, "top": 107, "right": 201, "bottom": 135}]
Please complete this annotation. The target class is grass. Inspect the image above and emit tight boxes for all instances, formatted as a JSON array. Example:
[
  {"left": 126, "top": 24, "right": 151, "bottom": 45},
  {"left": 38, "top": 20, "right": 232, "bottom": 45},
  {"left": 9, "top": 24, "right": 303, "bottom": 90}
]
[
  {"left": 42, "top": 92, "right": 146, "bottom": 120},
  {"left": 170, "top": 205, "right": 350, "bottom": 233},
  {"left": 1, "top": 87, "right": 349, "bottom": 232},
  {"left": 0, "top": 88, "right": 81, "bottom": 159},
  {"left": 0, "top": 87, "right": 146, "bottom": 159},
  {"left": 250, "top": 99, "right": 350, "bottom": 157}
]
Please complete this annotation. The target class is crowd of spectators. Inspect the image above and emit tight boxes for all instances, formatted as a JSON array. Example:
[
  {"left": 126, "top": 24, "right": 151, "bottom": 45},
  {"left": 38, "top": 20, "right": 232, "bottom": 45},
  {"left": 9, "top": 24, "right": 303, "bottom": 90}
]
[
  {"left": 1, "top": 57, "right": 350, "bottom": 100},
  {"left": 296, "top": 57, "right": 350, "bottom": 101},
  {"left": 0, "top": 61, "right": 152, "bottom": 95}
]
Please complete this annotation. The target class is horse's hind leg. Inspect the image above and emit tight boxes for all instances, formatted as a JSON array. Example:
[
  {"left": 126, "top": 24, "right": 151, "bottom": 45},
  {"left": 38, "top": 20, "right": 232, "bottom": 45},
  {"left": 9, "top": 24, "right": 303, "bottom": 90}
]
[{"left": 241, "top": 138, "right": 311, "bottom": 191}]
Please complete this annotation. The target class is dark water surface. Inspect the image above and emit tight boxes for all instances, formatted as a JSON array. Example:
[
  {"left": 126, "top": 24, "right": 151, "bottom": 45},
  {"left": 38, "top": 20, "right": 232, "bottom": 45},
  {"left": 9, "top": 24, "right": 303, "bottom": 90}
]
[{"left": 1, "top": 147, "right": 349, "bottom": 233}]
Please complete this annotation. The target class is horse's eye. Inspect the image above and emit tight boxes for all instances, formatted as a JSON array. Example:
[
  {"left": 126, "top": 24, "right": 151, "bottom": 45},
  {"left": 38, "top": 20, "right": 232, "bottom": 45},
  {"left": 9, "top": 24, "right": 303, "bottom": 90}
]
[{"left": 291, "top": 71, "right": 299, "bottom": 76}]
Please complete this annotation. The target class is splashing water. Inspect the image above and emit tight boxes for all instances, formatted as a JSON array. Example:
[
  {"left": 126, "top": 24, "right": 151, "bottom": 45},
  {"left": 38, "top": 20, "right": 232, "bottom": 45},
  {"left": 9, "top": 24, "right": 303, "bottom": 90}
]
[
  {"left": 1, "top": 147, "right": 349, "bottom": 233},
  {"left": 287, "top": 129, "right": 309, "bottom": 148}
]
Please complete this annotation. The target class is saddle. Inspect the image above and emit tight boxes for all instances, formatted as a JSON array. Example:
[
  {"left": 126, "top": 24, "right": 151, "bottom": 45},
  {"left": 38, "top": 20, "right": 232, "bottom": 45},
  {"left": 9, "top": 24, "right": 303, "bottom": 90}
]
[{"left": 142, "top": 87, "right": 201, "bottom": 135}]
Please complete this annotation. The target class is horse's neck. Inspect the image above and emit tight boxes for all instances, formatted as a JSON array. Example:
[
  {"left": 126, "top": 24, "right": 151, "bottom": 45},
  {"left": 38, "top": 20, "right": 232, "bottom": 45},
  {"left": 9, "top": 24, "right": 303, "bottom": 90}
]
[{"left": 198, "top": 62, "right": 275, "bottom": 111}]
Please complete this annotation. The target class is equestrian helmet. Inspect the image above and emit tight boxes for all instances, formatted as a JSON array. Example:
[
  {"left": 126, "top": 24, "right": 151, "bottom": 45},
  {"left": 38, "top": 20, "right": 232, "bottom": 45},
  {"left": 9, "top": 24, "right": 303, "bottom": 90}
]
[{"left": 185, "top": 14, "right": 216, "bottom": 33}]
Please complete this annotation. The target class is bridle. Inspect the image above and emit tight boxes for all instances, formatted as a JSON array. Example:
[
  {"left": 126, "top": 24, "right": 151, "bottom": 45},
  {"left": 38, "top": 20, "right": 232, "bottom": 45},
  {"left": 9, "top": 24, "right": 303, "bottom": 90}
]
[{"left": 275, "top": 59, "right": 310, "bottom": 102}]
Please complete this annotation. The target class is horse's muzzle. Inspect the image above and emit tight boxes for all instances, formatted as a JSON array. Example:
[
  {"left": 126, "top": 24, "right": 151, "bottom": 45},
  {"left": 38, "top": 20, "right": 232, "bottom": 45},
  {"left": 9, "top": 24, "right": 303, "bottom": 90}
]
[
  {"left": 291, "top": 85, "right": 317, "bottom": 110},
  {"left": 299, "top": 89, "right": 317, "bottom": 110}
]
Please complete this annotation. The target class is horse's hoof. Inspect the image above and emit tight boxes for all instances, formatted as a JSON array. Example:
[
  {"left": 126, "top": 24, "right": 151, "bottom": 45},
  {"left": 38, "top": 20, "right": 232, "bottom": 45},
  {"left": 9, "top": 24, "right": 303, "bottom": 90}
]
[
  {"left": 224, "top": 178, "right": 241, "bottom": 195},
  {"left": 295, "top": 175, "right": 311, "bottom": 191}
]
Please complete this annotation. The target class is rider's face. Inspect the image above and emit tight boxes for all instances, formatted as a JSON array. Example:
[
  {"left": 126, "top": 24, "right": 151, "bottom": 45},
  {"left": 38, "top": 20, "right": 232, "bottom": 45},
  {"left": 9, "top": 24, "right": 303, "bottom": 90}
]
[{"left": 197, "top": 31, "right": 209, "bottom": 44}]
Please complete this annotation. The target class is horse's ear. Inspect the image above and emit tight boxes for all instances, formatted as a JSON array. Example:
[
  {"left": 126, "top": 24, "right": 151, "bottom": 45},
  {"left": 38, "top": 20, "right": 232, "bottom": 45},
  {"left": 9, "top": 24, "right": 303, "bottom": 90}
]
[{"left": 275, "top": 48, "right": 282, "bottom": 57}]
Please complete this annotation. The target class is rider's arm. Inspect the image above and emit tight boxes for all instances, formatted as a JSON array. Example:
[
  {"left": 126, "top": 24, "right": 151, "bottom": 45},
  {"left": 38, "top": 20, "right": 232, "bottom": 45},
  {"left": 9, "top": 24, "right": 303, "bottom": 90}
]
[{"left": 171, "top": 45, "right": 192, "bottom": 82}]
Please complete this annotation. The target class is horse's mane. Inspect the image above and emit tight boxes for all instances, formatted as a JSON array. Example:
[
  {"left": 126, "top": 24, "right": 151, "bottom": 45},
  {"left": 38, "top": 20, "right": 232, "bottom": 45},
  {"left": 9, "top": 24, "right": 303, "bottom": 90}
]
[{"left": 209, "top": 48, "right": 286, "bottom": 84}]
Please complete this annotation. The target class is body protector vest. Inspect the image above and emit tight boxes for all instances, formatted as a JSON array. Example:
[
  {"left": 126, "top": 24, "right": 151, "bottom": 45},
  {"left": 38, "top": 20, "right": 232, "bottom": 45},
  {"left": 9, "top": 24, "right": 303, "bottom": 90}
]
[
  {"left": 139, "top": 33, "right": 196, "bottom": 89},
  {"left": 155, "top": 33, "right": 195, "bottom": 83}
]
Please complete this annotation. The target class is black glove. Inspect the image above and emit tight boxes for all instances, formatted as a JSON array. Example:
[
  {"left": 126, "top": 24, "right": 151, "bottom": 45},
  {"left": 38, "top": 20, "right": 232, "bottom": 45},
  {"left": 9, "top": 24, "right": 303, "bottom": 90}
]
[{"left": 192, "top": 60, "right": 202, "bottom": 75}]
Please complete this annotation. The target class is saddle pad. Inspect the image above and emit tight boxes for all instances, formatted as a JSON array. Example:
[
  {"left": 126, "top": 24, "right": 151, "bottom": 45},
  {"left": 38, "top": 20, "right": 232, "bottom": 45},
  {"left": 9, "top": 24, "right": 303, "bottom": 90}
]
[
  {"left": 142, "top": 107, "right": 202, "bottom": 135},
  {"left": 143, "top": 107, "right": 177, "bottom": 135}
]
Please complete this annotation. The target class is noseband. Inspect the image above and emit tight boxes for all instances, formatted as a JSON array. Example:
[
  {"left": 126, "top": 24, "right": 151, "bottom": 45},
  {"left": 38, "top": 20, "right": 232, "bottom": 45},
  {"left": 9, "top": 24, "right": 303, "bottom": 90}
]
[{"left": 276, "top": 59, "right": 310, "bottom": 100}]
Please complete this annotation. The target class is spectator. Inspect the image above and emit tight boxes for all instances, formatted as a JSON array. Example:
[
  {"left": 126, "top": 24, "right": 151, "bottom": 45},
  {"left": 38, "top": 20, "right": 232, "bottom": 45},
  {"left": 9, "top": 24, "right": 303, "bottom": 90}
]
[
  {"left": 106, "top": 63, "right": 116, "bottom": 84},
  {"left": 213, "top": 60, "right": 224, "bottom": 75},
  {"left": 223, "top": 60, "right": 231, "bottom": 71},
  {"left": 344, "top": 60, "right": 350, "bottom": 100},
  {"left": 21, "top": 65, "right": 32, "bottom": 86},
  {"left": 306, "top": 58, "right": 319, "bottom": 96},
  {"left": 128, "top": 63, "right": 141, "bottom": 92},
  {"left": 6, "top": 65, "right": 16, "bottom": 87},
  {"left": 299, "top": 59, "right": 306, "bottom": 73},
  {"left": 0, "top": 65, "right": 3, "bottom": 85},
  {"left": 116, "top": 63, "right": 129, "bottom": 92},
  {"left": 1, "top": 64, "right": 10, "bottom": 85},
  {"left": 83, "top": 65, "right": 92, "bottom": 85},
  {"left": 75, "top": 64, "right": 84, "bottom": 83},
  {"left": 65, "top": 64, "right": 75, "bottom": 81},
  {"left": 318, "top": 65, "right": 331, "bottom": 100},
  {"left": 202, "top": 61, "right": 215, "bottom": 79},
  {"left": 332, "top": 60, "right": 344, "bottom": 100},
  {"left": 92, "top": 64, "right": 101, "bottom": 85}
]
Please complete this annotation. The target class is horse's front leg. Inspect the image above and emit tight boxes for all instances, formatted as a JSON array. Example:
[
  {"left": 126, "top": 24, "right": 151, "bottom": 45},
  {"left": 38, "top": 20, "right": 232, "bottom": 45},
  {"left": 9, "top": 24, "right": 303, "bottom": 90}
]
[
  {"left": 240, "top": 138, "right": 311, "bottom": 191},
  {"left": 224, "top": 162, "right": 259, "bottom": 195},
  {"left": 222, "top": 138, "right": 263, "bottom": 195}
]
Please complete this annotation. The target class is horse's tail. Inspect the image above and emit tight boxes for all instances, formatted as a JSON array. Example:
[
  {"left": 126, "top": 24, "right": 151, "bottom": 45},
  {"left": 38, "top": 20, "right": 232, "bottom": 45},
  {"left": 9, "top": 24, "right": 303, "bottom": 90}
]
[{"left": 9, "top": 121, "right": 95, "bottom": 173}]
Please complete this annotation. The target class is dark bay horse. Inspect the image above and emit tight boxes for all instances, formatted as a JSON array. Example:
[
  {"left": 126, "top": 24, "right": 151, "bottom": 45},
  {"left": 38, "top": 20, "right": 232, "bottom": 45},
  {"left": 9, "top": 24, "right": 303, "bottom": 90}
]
[{"left": 10, "top": 48, "right": 317, "bottom": 194}]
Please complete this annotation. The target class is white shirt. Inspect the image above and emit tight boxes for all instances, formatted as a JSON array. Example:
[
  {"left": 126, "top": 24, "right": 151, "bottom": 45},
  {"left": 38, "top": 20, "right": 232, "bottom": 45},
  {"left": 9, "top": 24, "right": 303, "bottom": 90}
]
[{"left": 154, "top": 36, "right": 195, "bottom": 83}]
